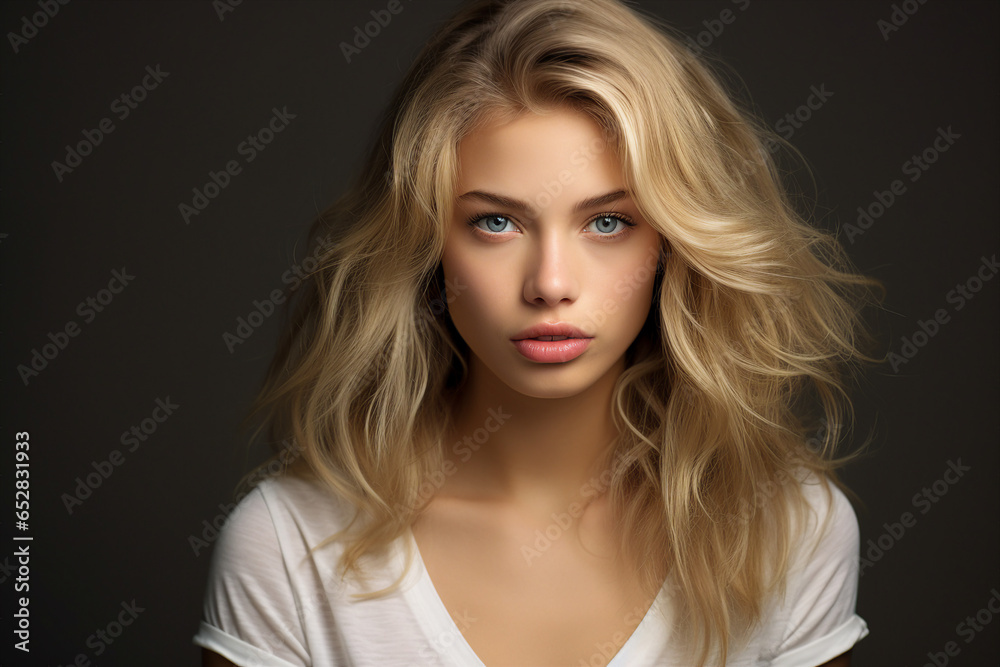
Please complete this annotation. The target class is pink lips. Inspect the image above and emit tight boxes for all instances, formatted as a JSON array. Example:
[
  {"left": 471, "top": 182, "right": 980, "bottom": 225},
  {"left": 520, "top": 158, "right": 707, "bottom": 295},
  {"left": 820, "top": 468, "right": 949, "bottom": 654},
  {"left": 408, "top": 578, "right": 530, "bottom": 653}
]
[{"left": 511, "top": 322, "right": 593, "bottom": 363}]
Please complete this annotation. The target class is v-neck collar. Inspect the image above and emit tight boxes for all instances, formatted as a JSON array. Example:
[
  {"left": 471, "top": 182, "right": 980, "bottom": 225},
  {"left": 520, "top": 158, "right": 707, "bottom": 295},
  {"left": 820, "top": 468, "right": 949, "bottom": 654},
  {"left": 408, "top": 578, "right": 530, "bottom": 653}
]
[{"left": 394, "top": 526, "right": 671, "bottom": 667}]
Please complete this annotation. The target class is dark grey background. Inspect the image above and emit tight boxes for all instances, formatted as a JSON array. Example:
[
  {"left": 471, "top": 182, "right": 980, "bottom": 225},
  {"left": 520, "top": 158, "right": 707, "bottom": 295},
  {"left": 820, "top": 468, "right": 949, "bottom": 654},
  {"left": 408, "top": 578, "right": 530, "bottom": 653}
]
[{"left": 1, "top": 1, "right": 997, "bottom": 665}]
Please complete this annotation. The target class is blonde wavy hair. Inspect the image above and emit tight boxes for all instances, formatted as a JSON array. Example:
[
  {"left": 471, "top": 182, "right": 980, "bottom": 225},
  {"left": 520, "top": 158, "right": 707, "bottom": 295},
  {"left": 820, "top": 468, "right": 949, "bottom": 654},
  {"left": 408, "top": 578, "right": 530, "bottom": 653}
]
[{"left": 238, "top": 0, "right": 885, "bottom": 663}]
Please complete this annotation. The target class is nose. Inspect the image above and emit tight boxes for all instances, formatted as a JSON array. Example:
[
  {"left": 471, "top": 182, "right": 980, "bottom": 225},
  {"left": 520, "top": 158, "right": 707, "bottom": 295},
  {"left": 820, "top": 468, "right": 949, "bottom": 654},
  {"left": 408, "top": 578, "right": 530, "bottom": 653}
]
[{"left": 522, "top": 227, "right": 580, "bottom": 307}]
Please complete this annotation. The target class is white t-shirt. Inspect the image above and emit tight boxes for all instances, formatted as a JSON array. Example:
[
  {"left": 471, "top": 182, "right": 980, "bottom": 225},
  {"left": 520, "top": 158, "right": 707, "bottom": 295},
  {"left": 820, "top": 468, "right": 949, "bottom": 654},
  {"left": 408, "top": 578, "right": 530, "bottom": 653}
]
[{"left": 192, "top": 471, "right": 868, "bottom": 666}]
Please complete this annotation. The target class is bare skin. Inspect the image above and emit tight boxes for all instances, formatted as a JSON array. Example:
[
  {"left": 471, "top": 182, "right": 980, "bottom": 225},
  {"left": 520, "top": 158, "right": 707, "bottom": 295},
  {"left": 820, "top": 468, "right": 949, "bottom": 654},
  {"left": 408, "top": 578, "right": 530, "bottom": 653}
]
[
  {"left": 408, "top": 490, "right": 854, "bottom": 667},
  {"left": 410, "top": 419, "right": 660, "bottom": 666}
]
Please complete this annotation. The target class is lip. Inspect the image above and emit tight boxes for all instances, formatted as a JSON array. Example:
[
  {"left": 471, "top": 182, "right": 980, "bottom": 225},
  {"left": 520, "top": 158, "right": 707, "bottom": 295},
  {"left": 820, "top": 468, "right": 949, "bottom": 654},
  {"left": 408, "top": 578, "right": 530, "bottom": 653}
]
[
  {"left": 510, "top": 322, "right": 594, "bottom": 363},
  {"left": 512, "top": 337, "right": 591, "bottom": 363},
  {"left": 511, "top": 322, "right": 592, "bottom": 341}
]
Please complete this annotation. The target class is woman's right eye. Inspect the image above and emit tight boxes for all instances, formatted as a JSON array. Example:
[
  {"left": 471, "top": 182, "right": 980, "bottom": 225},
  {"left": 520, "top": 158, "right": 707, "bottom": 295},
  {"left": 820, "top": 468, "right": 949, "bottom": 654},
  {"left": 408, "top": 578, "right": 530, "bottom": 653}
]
[{"left": 467, "top": 214, "right": 516, "bottom": 234}]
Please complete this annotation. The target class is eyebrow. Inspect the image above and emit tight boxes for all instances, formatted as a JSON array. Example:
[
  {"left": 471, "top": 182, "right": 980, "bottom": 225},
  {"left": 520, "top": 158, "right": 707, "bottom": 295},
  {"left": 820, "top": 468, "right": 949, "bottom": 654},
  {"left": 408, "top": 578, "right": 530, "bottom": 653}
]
[{"left": 456, "top": 189, "right": 631, "bottom": 216}]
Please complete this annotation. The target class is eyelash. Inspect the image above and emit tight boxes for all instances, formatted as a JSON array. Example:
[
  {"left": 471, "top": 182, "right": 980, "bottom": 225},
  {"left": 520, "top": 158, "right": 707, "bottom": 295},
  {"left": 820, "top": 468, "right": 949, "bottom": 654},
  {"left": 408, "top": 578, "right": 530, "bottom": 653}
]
[{"left": 464, "top": 211, "right": 637, "bottom": 241}]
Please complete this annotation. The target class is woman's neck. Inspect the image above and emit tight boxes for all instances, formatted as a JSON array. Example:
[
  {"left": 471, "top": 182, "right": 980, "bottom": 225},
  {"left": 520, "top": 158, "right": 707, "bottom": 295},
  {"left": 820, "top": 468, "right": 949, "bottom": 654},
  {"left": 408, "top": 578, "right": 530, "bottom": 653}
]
[{"left": 439, "top": 354, "right": 626, "bottom": 520}]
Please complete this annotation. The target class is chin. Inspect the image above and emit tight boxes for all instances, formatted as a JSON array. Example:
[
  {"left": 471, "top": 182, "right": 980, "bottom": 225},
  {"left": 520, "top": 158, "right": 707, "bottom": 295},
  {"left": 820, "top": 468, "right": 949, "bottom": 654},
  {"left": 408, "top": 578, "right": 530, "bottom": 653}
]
[{"left": 495, "top": 356, "right": 613, "bottom": 399}]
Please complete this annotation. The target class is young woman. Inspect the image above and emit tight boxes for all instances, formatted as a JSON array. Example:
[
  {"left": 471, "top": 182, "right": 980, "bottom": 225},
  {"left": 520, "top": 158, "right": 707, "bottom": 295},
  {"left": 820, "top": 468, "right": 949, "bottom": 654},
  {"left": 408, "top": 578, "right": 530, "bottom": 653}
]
[{"left": 193, "top": 0, "right": 884, "bottom": 665}]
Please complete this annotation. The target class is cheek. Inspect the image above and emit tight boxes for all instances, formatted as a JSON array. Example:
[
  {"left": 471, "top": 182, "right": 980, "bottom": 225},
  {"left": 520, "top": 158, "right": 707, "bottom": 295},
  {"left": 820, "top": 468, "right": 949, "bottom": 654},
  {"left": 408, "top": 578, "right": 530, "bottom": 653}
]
[
  {"left": 599, "top": 248, "right": 660, "bottom": 329},
  {"left": 440, "top": 245, "right": 505, "bottom": 336}
]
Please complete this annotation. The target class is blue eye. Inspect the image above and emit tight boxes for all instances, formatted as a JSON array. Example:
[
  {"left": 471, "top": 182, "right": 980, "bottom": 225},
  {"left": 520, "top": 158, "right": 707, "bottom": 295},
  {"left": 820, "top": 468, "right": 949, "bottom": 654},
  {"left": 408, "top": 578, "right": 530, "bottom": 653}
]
[
  {"left": 588, "top": 214, "right": 634, "bottom": 236},
  {"left": 467, "top": 214, "right": 516, "bottom": 234},
  {"left": 463, "top": 211, "right": 636, "bottom": 240}
]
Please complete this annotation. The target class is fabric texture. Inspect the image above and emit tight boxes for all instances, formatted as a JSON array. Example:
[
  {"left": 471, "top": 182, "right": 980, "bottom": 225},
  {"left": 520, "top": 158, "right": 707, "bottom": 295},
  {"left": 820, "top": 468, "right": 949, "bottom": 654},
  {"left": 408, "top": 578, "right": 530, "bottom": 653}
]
[{"left": 192, "top": 471, "right": 868, "bottom": 666}]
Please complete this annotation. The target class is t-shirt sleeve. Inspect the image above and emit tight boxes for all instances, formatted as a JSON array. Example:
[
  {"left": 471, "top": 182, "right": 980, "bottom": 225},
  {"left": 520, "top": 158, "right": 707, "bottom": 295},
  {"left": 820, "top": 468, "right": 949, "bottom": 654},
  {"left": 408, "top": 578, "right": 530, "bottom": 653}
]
[
  {"left": 768, "top": 478, "right": 869, "bottom": 667},
  {"left": 192, "top": 485, "right": 310, "bottom": 667}
]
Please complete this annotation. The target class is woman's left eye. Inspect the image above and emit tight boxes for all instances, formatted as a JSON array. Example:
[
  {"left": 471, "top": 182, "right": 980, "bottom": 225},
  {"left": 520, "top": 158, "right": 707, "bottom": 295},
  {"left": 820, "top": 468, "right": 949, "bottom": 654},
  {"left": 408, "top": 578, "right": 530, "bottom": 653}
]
[{"left": 587, "top": 214, "right": 636, "bottom": 238}]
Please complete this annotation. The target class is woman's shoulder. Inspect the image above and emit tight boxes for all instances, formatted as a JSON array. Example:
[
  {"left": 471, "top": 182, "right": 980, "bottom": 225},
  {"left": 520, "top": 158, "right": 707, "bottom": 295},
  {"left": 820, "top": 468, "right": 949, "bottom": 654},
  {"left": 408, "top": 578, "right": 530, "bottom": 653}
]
[
  {"left": 217, "top": 470, "right": 360, "bottom": 555},
  {"left": 749, "top": 469, "right": 868, "bottom": 665},
  {"left": 195, "top": 472, "right": 360, "bottom": 664},
  {"left": 196, "top": 469, "right": 364, "bottom": 589},
  {"left": 255, "top": 469, "right": 357, "bottom": 517},
  {"left": 787, "top": 470, "right": 860, "bottom": 567}
]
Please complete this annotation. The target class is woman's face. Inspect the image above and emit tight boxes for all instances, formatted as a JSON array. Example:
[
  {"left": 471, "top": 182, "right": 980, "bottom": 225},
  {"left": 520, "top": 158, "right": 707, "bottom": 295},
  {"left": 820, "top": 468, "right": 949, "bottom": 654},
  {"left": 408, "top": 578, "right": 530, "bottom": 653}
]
[{"left": 440, "top": 105, "right": 663, "bottom": 399}]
